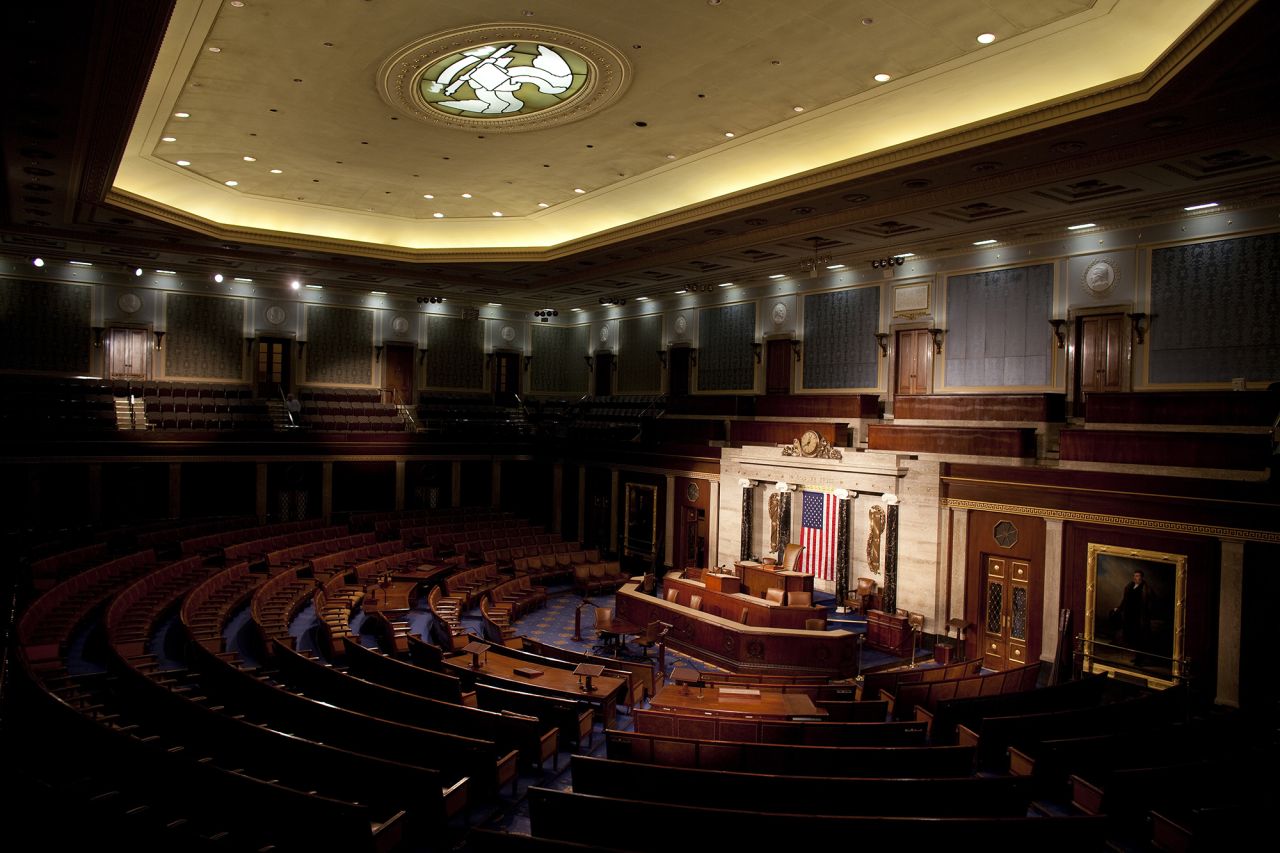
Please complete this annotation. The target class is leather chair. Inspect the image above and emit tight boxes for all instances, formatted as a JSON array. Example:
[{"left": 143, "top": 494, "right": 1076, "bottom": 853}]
[
  {"left": 739, "top": 607, "right": 750, "bottom": 624},
  {"left": 665, "top": 587, "right": 679, "bottom": 603},
  {"left": 634, "top": 620, "right": 671, "bottom": 658},
  {"left": 788, "top": 590, "right": 813, "bottom": 607},
  {"left": 780, "top": 543, "right": 804, "bottom": 571},
  {"left": 764, "top": 587, "right": 785, "bottom": 605},
  {"left": 848, "top": 577, "right": 878, "bottom": 613},
  {"left": 689, "top": 594, "right": 703, "bottom": 611}
]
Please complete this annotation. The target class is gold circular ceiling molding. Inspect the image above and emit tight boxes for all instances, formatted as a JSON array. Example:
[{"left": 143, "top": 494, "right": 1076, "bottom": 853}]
[{"left": 378, "top": 24, "right": 631, "bottom": 133}]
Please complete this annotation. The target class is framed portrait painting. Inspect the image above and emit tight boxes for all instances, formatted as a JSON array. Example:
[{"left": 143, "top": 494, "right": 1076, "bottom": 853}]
[{"left": 1083, "top": 543, "right": 1186, "bottom": 688}]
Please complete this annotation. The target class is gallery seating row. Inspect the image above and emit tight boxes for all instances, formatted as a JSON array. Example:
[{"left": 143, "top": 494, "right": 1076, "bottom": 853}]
[
  {"left": 881, "top": 659, "right": 1043, "bottom": 721},
  {"left": 102, "top": 554, "right": 213, "bottom": 659},
  {"left": 920, "top": 671, "right": 1112, "bottom": 743},
  {"left": 854, "top": 657, "right": 984, "bottom": 701},
  {"left": 179, "top": 560, "right": 266, "bottom": 652},
  {"left": 179, "top": 517, "right": 322, "bottom": 558},
  {"left": 222, "top": 523, "right": 349, "bottom": 563},
  {"left": 266, "top": 531, "right": 377, "bottom": 571},
  {"left": 632, "top": 708, "right": 927, "bottom": 747}
]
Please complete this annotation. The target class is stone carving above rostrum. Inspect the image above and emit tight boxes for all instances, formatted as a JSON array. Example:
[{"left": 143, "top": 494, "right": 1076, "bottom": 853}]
[{"left": 723, "top": 446, "right": 908, "bottom": 497}]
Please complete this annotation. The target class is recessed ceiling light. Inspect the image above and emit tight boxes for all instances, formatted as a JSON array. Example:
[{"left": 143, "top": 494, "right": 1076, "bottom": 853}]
[
  {"left": 243, "top": 156, "right": 256, "bottom": 162},
  {"left": 768, "top": 274, "right": 786, "bottom": 280},
  {"left": 370, "top": 290, "right": 387, "bottom": 295},
  {"left": 234, "top": 277, "right": 253, "bottom": 282},
  {"left": 570, "top": 307, "right": 583, "bottom": 312},
  {"left": 213, "top": 273, "right": 224, "bottom": 282},
  {"left": 717, "top": 282, "right": 733, "bottom": 287},
  {"left": 230, "top": 1, "right": 244, "bottom": 6},
  {"left": 269, "top": 168, "right": 282, "bottom": 174},
  {"left": 537, "top": 202, "right": 549, "bottom": 208},
  {"left": 69, "top": 260, "right": 93, "bottom": 267},
  {"left": 176, "top": 160, "right": 191, "bottom": 166},
  {"left": 433, "top": 212, "right": 444, "bottom": 218},
  {"left": 793, "top": 106, "right": 804, "bottom": 112},
  {"left": 977, "top": 33, "right": 997, "bottom": 44},
  {"left": 874, "top": 73, "right": 892, "bottom": 83},
  {"left": 973, "top": 239, "right": 998, "bottom": 246},
  {"left": 487, "top": 302, "right": 502, "bottom": 306},
  {"left": 826, "top": 264, "right": 845, "bottom": 270},
  {"left": 224, "top": 180, "right": 238, "bottom": 187},
  {"left": 208, "top": 46, "right": 222, "bottom": 53},
  {"left": 134, "top": 268, "right": 143, "bottom": 276},
  {"left": 1184, "top": 202, "right": 1219, "bottom": 211},
  {"left": 724, "top": 131, "right": 735, "bottom": 138},
  {"left": 156, "top": 269, "right": 177, "bottom": 275},
  {"left": 1067, "top": 223, "right": 1096, "bottom": 231},
  {"left": 573, "top": 188, "right": 586, "bottom": 194},
  {"left": 290, "top": 280, "right": 301, "bottom": 289},
  {"left": 674, "top": 289, "right": 688, "bottom": 294},
  {"left": 492, "top": 211, "right": 503, "bottom": 217},
  {"left": 666, "top": 153, "right": 677, "bottom": 160},
  {"left": 174, "top": 111, "right": 190, "bottom": 118},
  {"left": 305, "top": 284, "right": 323, "bottom": 290},
  {"left": 894, "top": 253, "right": 915, "bottom": 258},
  {"left": 161, "top": 136, "right": 176, "bottom": 142},
  {"left": 461, "top": 193, "right": 472, "bottom": 198},
  {"left": 422, "top": 194, "right": 434, "bottom": 199},
  {"left": 635, "top": 296, "right": 649, "bottom": 301}
]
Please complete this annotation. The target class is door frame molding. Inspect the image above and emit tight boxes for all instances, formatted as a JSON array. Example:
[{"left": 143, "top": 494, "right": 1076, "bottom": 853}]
[
  {"left": 1065, "top": 304, "right": 1131, "bottom": 415},
  {"left": 889, "top": 323, "right": 934, "bottom": 409}
]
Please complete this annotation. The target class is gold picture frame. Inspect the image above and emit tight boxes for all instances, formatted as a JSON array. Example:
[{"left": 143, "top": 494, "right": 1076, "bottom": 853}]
[
  {"left": 1083, "top": 543, "right": 1186, "bottom": 689},
  {"left": 624, "top": 483, "right": 659, "bottom": 560}
]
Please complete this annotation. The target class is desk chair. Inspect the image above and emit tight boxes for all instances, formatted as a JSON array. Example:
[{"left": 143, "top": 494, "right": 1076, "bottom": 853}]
[
  {"left": 780, "top": 542, "right": 804, "bottom": 571},
  {"left": 764, "top": 587, "right": 785, "bottom": 605},
  {"left": 689, "top": 594, "right": 703, "bottom": 612},
  {"left": 591, "top": 606, "right": 615, "bottom": 654},
  {"left": 665, "top": 587, "right": 679, "bottom": 603},
  {"left": 788, "top": 590, "right": 813, "bottom": 607},
  {"left": 634, "top": 620, "right": 670, "bottom": 658}
]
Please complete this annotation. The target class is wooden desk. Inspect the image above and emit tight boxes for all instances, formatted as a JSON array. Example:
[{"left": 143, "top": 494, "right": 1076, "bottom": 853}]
[
  {"left": 738, "top": 563, "right": 814, "bottom": 599},
  {"left": 594, "top": 615, "right": 644, "bottom": 656},
  {"left": 649, "top": 683, "right": 827, "bottom": 720},
  {"left": 704, "top": 573, "right": 740, "bottom": 594},
  {"left": 615, "top": 583, "right": 856, "bottom": 678},
  {"left": 361, "top": 580, "right": 418, "bottom": 613},
  {"left": 441, "top": 647, "right": 626, "bottom": 726},
  {"left": 866, "top": 609, "right": 912, "bottom": 656},
  {"left": 664, "top": 575, "right": 821, "bottom": 630}
]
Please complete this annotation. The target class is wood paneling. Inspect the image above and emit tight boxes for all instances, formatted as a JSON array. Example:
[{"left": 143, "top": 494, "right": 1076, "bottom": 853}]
[
  {"left": 731, "top": 421, "right": 839, "bottom": 447},
  {"left": 893, "top": 394, "right": 1065, "bottom": 422},
  {"left": 1059, "top": 429, "right": 1271, "bottom": 471},
  {"left": 1084, "top": 391, "right": 1280, "bottom": 426},
  {"left": 663, "top": 575, "right": 820, "bottom": 629},
  {"left": 869, "top": 425, "right": 1036, "bottom": 457},
  {"left": 754, "top": 394, "right": 882, "bottom": 418}
]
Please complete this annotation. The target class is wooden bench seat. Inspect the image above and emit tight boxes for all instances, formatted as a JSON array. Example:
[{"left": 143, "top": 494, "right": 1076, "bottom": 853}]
[
  {"left": 882, "top": 659, "right": 1042, "bottom": 722},
  {"left": 632, "top": 708, "right": 926, "bottom": 746}
]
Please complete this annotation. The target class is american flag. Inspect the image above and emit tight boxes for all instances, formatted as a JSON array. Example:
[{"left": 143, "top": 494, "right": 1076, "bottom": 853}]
[{"left": 799, "top": 490, "right": 839, "bottom": 582}]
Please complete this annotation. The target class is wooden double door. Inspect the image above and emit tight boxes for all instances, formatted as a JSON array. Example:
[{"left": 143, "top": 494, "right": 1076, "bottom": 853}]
[
  {"left": 1074, "top": 313, "right": 1124, "bottom": 413},
  {"left": 107, "top": 327, "right": 149, "bottom": 381},
  {"left": 980, "top": 555, "right": 1039, "bottom": 671},
  {"left": 895, "top": 329, "right": 932, "bottom": 396}
]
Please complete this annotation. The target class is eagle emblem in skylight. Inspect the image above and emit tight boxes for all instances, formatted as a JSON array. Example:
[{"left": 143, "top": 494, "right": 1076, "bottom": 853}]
[{"left": 422, "top": 43, "right": 585, "bottom": 117}]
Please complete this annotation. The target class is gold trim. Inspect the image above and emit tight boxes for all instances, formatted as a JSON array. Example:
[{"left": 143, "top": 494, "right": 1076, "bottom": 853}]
[{"left": 940, "top": 497, "right": 1280, "bottom": 543}]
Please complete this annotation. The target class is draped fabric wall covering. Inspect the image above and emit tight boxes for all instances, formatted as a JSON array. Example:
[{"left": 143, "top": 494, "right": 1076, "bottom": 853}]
[
  {"left": 618, "top": 314, "right": 662, "bottom": 393},
  {"left": 698, "top": 302, "right": 756, "bottom": 391},
  {"left": 945, "top": 263, "right": 1052, "bottom": 387},
  {"left": 305, "top": 305, "right": 373, "bottom": 385},
  {"left": 1149, "top": 233, "right": 1280, "bottom": 383},
  {"left": 802, "top": 287, "right": 879, "bottom": 389},
  {"left": 531, "top": 324, "right": 588, "bottom": 393},
  {"left": 0, "top": 279, "right": 90, "bottom": 374},
  {"left": 426, "top": 316, "right": 484, "bottom": 389},
  {"left": 165, "top": 293, "right": 243, "bottom": 379}
]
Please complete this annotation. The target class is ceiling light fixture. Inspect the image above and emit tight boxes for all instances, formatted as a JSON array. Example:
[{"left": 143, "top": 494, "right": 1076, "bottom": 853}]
[
  {"left": 666, "top": 153, "right": 677, "bottom": 160},
  {"left": 370, "top": 290, "right": 387, "bottom": 295},
  {"left": 290, "top": 280, "right": 301, "bottom": 290},
  {"left": 871, "top": 257, "right": 906, "bottom": 269},
  {"left": 213, "top": 273, "right": 224, "bottom": 282},
  {"left": 432, "top": 212, "right": 444, "bottom": 218},
  {"left": 174, "top": 111, "right": 190, "bottom": 118},
  {"left": 492, "top": 211, "right": 503, "bottom": 217},
  {"left": 635, "top": 296, "right": 649, "bottom": 301},
  {"left": 69, "top": 260, "right": 93, "bottom": 267},
  {"left": 208, "top": 46, "right": 222, "bottom": 53},
  {"left": 724, "top": 131, "right": 735, "bottom": 138},
  {"left": 134, "top": 268, "right": 143, "bottom": 277},
  {"left": 793, "top": 106, "right": 804, "bottom": 112},
  {"left": 224, "top": 180, "right": 238, "bottom": 187},
  {"left": 1067, "top": 223, "right": 1096, "bottom": 230},
  {"left": 422, "top": 194, "right": 434, "bottom": 199},
  {"left": 570, "top": 307, "right": 583, "bottom": 312},
  {"left": 269, "top": 168, "right": 282, "bottom": 174},
  {"left": 305, "top": 284, "right": 323, "bottom": 290},
  {"left": 156, "top": 269, "right": 177, "bottom": 275},
  {"left": 161, "top": 136, "right": 176, "bottom": 142},
  {"left": 973, "top": 239, "right": 998, "bottom": 245},
  {"left": 574, "top": 188, "right": 586, "bottom": 194},
  {"left": 176, "top": 160, "right": 191, "bottom": 166},
  {"left": 874, "top": 73, "right": 892, "bottom": 83},
  {"left": 537, "top": 202, "right": 549, "bottom": 208},
  {"left": 718, "top": 282, "right": 733, "bottom": 287},
  {"left": 487, "top": 302, "right": 502, "bottom": 306},
  {"left": 894, "top": 253, "right": 915, "bottom": 259},
  {"left": 977, "top": 33, "right": 997, "bottom": 44},
  {"left": 800, "top": 253, "right": 832, "bottom": 278},
  {"left": 826, "top": 264, "right": 845, "bottom": 270},
  {"left": 461, "top": 193, "right": 472, "bottom": 198},
  {"left": 242, "top": 156, "right": 256, "bottom": 162},
  {"left": 768, "top": 274, "right": 786, "bottom": 280},
  {"left": 1184, "top": 202, "right": 1219, "bottom": 211},
  {"left": 234, "top": 277, "right": 253, "bottom": 282},
  {"left": 674, "top": 289, "right": 688, "bottom": 294}
]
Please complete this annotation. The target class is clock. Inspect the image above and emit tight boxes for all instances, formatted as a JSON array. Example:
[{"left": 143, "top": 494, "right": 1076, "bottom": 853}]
[
  {"left": 265, "top": 305, "right": 286, "bottom": 326},
  {"left": 500, "top": 325, "right": 516, "bottom": 342},
  {"left": 391, "top": 316, "right": 410, "bottom": 335},
  {"left": 686, "top": 481, "right": 700, "bottom": 503},
  {"left": 799, "top": 429, "right": 821, "bottom": 456}
]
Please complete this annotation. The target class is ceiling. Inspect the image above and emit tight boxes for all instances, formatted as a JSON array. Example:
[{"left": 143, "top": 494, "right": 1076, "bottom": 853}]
[{"left": 4, "top": 0, "right": 1280, "bottom": 311}]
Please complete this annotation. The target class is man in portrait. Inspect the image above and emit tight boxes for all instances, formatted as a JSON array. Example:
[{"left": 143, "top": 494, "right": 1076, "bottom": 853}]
[{"left": 1114, "top": 569, "right": 1157, "bottom": 663}]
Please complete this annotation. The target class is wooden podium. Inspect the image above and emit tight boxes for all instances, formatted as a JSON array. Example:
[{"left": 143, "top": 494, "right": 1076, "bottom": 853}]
[{"left": 865, "top": 610, "right": 913, "bottom": 657}]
